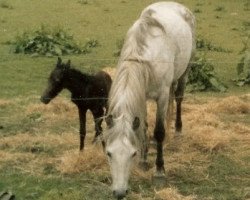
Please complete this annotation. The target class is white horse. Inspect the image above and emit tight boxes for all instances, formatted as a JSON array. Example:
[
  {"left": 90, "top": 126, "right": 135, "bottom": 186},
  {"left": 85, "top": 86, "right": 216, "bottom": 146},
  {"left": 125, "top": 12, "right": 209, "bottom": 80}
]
[{"left": 104, "top": 2, "right": 195, "bottom": 199}]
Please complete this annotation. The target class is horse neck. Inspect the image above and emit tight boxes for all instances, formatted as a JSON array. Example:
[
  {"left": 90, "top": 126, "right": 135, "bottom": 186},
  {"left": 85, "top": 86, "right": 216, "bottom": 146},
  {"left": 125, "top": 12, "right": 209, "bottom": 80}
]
[
  {"left": 108, "top": 61, "right": 148, "bottom": 120},
  {"left": 63, "top": 68, "right": 91, "bottom": 95}
]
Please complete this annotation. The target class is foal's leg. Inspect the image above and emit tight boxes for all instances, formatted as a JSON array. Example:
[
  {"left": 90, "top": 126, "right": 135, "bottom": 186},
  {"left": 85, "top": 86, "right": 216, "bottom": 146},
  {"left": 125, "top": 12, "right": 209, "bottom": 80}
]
[
  {"left": 91, "top": 107, "right": 104, "bottom": 143},
  {"left": 78, "top": 107, "right": 87, "bottom": 151}
]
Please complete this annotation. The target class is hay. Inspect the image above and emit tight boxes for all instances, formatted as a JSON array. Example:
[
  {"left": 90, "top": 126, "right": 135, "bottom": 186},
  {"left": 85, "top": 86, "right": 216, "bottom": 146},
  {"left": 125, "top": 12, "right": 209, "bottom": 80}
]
[
  {"left": 57, "top": 145, "right": 108, "bottom": 174},
  {"left": 26, "top": 98, "right": 77, "bottom": 120},
  {"left": 0, "top": 132, "right": 78, "bottom": 150},
  {"left": 1, "top": 91, "right": 249, "bottom": 198},
  {"left": 211, "top": 96, "right": 250, "bottom": 114},
  {"left": 155, "top": 187, "right": 197, "bottom": 200},
  {"left": 0, "top": 99, "right": 13, "bottom": 107}
]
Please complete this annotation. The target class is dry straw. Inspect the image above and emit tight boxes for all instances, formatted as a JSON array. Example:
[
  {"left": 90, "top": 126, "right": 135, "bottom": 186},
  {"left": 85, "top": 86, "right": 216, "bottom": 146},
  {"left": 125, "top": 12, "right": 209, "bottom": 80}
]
[
  {"left": 155, "top": 187, "right": 197, "bottom": 200},
  {"left": 57, "top": 146, "right": 109, "bottom": 174},
  {"left": 1, "top": 66, "right": 249, "bottom": 199}
]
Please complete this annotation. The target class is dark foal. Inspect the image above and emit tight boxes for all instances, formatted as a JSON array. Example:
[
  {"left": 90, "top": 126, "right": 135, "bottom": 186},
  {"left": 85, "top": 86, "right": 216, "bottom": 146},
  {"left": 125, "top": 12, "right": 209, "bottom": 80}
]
[{"left": 41, "top": 57, "right": 112, "bottom": 150}]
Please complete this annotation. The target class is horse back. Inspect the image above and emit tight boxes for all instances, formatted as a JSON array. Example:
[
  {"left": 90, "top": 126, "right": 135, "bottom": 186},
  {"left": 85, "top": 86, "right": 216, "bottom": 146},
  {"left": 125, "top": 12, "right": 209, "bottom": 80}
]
[
  {"left": 141, "top": 2, "right": 195, "bottom": 82},
  {"left": 94, "top": 71, "right": 112, "bottom": 96}
]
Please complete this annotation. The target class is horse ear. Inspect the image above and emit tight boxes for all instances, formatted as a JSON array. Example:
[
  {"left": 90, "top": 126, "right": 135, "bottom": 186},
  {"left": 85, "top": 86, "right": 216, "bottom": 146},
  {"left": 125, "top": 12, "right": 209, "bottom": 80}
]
[
  {"left": 66, "top": 59, "right": 71, "bottom": 68},
  {"left": 106, "top": 115, "right": 114, "bottom": 128},
  {"left": 57, "top": 57, "right": 62, "bottom": 67},
  {"left": 132, "top": 117, "right": 140, "bottom": 130}
]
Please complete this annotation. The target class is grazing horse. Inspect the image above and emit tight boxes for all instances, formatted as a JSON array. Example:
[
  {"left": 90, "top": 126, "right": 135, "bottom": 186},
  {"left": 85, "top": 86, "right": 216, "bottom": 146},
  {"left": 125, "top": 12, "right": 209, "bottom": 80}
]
[
  {"left": 104, "top": 2, "right": 195, "bottom": 199},
  {"left": 41, "top": 57, "right": 112, "bottom": 150}
]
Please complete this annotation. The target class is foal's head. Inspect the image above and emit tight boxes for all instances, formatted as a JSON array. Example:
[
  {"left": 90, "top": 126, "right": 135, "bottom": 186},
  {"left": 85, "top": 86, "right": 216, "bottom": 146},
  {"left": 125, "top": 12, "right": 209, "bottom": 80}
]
[
  {"left": 104, "top": 115, "right": 140, "bottom": 199},
  {"left": 41, "top": 57, "right": 71, "bottom": 104}
]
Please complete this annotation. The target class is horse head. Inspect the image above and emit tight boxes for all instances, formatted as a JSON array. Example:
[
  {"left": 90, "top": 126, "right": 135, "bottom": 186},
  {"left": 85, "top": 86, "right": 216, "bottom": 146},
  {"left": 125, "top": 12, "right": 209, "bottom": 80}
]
[
  {"left": 105, "top": 115, "right": 140, "bottom": 199},
  {"left": 40, "top": 57, "right": 70, "bottom": 104}
]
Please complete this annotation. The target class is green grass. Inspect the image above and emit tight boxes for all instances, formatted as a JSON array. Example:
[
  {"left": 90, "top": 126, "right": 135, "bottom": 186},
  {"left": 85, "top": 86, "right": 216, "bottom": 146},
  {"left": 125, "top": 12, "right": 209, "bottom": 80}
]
[
  {"left": 0, "top": 169, "right": 112, "bottom": 200},
  {"left": 0, "top": 0, "right": 250, "bottom": 199}
]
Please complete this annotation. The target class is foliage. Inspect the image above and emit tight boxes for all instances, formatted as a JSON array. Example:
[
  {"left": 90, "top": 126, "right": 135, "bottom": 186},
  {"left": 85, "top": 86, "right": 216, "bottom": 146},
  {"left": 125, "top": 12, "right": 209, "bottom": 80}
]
[
  {"left": 187, "top": 54, "right": 227, "bottom": 92},
  {"left": 234, "top": 37, "right": 250, "bottom": 86},
  {"left": 0, "top": 1, "right": 13, "bottom": 9},
  {"left": 78, "top": 0, "right": 89, "bottom": 5},
  {"left": 215, "top": 6, "right": 225, "bottom": 12},
  {"left": 10, "top": 25, "right": 99, "bottom": 57},
  {"left": 196, "top": 36, "right": 231, "bottom": 52},
  {"left": 113, "top": 38, "right": 124, "bottom": 57},
  {"left": 193, "top": 8, "right": 202, "bottom": 13}
]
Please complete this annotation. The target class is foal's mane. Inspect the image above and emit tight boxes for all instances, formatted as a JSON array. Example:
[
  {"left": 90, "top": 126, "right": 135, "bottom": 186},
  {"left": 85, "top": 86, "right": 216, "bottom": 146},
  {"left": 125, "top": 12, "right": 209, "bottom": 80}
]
[{"left": 64, "top": 67, "right": 93, "bottom": 83}]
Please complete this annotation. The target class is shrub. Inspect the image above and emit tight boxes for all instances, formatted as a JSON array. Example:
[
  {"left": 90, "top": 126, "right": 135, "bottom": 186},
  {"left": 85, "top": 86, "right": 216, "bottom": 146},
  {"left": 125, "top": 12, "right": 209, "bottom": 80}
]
[
  {"left": 113, "top": 38, "right": 124, "bottom": 57},
  {"left": 78, "top": 0, "right": 88, "bottom": 5},
  {"left": 0, "top": 1, "right": 13, "bottom": 9},
  {"left": 196, "top": 36, "right": 231, "bottom": 52},
  {"left": 10, "top": 25, "right": 99, "bottom": 57},
  {"left": 215, "top": 6, "right": 225, "bottom": 12},
  {"left": 187, "top": 54, "right": 227, "bottom": 92},
  {"left": 234, "top": 37, "right": 250, "bottom": 86}
]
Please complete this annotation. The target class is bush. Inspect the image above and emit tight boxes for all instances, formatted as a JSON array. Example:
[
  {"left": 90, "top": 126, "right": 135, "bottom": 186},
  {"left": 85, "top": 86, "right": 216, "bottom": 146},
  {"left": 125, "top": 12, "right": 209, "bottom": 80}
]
[
  {"left": 0, "top": 1, "right": 13, "bottom": 9},
  {"left": 234, "top": 37, "right": 250, "bottom": 86},
  {"left": 196, "top": 36, "right": 231, "bottom": 52},
  {"left": 10, "top": 25, "right": 99, "bottom": 57},
  {"left": 113, "top": 38, "right": 124, "bottom": 57},
  {"left": 187, "top": 54, "right": 227, "bottom": 92}
]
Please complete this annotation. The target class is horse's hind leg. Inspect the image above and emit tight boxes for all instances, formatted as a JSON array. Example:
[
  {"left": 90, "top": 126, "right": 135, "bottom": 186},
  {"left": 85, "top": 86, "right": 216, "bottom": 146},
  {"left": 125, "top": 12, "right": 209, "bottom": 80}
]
[{"left": 175, "top": 69, "right": 189, "bottom": 135}]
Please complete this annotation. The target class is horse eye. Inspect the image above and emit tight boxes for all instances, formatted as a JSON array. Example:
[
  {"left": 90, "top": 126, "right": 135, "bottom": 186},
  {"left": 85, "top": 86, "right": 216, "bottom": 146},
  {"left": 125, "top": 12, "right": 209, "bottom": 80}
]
[
  {"left": 107, "top": 151, "right": 112, "bottom": 158},
  {"left": 132, "top": 151, "right": 137, "bottom": 158}
]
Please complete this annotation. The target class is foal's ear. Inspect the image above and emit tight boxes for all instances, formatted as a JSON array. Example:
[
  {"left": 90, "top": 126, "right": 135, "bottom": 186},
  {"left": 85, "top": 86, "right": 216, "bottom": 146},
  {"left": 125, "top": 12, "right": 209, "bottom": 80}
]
[
  {"left": 57, "top": 57, "right": 62, "bottom": 67},
  {"left": 65, "top": 59, "right": 71, "bottom": 68},
  {"left": 106, "top": 115, "right": 114, "bottom": 128},
  {"left": 132, "top": 117, "right": 140, "bottom": 130}
]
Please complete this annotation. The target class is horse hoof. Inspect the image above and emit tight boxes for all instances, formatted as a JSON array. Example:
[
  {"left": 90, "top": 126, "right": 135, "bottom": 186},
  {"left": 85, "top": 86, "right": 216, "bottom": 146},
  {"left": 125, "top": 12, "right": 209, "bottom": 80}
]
[
  {"left": 92, "top": 137, "right": 98, "bottom": 144},
  {"left": 152, "top": 174, "right": 167, "bottom": 188},
  {"left": 139, "top": 161, "right": 150, "bottom": 171}
]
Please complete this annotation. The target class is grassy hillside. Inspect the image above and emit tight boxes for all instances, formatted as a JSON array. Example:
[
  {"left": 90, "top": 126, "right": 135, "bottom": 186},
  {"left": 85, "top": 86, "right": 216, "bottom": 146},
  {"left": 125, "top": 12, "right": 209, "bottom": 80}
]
[{"left": 0, "top": 0, "right": 249, "bottom": 199}]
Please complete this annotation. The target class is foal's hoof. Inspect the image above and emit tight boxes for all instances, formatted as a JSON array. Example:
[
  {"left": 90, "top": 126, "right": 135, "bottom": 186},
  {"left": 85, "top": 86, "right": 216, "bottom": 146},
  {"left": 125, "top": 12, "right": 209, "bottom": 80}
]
[
  {"left": 152, "top": 172, "right": 167, "bottom": 188},
  {"left": 139, "top": 161, "right": 150, "bottom": 171},
  {"left": 175, "top": 131, "right": 183, "bottom": 137}
]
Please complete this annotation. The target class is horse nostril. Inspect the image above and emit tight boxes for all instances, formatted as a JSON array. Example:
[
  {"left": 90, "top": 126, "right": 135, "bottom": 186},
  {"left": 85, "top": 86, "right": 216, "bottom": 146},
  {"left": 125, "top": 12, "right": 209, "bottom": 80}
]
[
  {"left": 126, "top": 190, "right": 128, "bottom": 194},
  {"left": 113, "top": 190, "right": 127, "bottom": 199}
]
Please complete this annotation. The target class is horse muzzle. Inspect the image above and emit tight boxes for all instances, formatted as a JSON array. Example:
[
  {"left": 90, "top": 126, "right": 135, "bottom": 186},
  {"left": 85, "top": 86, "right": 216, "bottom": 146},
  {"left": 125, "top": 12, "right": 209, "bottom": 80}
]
[{"left": 113, "top": 189, "right": 128, "bottom": 200}]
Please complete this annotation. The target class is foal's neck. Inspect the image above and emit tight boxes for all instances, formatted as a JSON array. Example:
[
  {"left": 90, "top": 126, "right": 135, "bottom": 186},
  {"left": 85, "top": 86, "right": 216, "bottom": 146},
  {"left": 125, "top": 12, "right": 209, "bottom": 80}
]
[{"left": 63, "top": 68, "right": 92, "bottom": 94}]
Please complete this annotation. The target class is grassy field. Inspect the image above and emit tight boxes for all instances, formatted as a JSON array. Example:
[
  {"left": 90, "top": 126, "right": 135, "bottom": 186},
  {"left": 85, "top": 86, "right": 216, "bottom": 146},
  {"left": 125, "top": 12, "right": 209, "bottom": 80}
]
[{"left": 0, "top": 0, "right": 249, "bottom": 199}]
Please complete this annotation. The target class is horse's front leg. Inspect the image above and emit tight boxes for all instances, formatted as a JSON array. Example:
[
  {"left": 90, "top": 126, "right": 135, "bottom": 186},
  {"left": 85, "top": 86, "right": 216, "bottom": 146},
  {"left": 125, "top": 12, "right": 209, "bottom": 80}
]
[
  {"left": 153, "top": 90, "right": 170, "bottom": 186},
  {"left": 78, "top": 107, "right": 87, "bottom": 151},
  {"left": 139, "top": 120, "right": 150, "bottom": 171}
]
